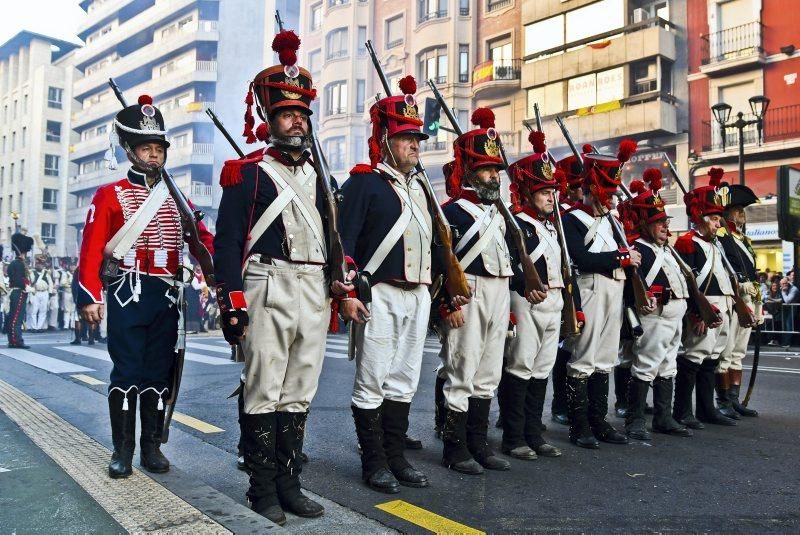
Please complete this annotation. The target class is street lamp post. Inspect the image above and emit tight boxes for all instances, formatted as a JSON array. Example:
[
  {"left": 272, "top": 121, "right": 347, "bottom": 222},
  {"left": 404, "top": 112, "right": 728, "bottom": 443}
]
[
  {"left": 710, "top": 95, "right": 770, "bottom": 185},
  {"left": 10, "top": 211, "right": 19, "bottom": 232}
]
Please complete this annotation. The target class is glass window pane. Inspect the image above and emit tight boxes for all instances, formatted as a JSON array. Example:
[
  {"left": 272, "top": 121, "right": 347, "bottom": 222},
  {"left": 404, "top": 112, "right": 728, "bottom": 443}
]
[
  {"left": 596, "top": 67, "right": 624, "bottom": 104},
  {"left": 568, "top": 73, "right": 597, "bottom": 109},
  {"left": 524, "top": 15, "right": 564, "bottom": 56},
  {"left": 566, "top": 0, "right": 623, "bottom": 43}
]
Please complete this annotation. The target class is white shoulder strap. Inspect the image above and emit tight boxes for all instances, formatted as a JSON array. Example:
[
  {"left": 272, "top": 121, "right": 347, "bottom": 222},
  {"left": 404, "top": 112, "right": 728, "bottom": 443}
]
[
  {"left": 454, "top": 199, "right": 493, "bottom": 254},
  {"left": 103, "top": 180, "right": 170, "bottom": 260},
  {"left": 636, "top": 238, "right": 665, "bottom": 287},
  {"left": 694, "top": 236, "right": 714, "bottom": 288},
  {"left": 362, "top": 182, "right": 417, "bottom": 275},
  {"left": 458, "top": 207, "right": 504, "bottom": 270}
]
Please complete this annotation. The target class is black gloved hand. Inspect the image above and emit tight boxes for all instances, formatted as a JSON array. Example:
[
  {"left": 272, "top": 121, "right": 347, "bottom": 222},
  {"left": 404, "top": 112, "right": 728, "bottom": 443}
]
[{"left": 221, "top": 310, "right": 249, "bottom": 345}]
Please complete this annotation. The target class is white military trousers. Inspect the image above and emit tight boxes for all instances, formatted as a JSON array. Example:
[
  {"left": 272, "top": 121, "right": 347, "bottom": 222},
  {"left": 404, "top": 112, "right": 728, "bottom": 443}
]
[
  {"left": 682, "top": 295, "right": 732, "bottom": 365},
  {"left": 351, "top": 282, "right": 431, "bottom": 409},
  {"left": 566, "top": 273, "right": 624, "bottom": 378},
  {"left": 505, "top": 288, "right": 563, "bottom": 381},
  {"left": 440, "top": 275, "right": 509, "bottom": 412},
  {"left": 240, "top": 259, "right": 329, "bottom": 414}
]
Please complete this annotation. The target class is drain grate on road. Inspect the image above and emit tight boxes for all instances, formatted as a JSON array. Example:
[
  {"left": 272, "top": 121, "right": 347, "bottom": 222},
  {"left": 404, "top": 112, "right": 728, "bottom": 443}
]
[{"left": 0, "top": 379, "right": 230, "bottom": 534}]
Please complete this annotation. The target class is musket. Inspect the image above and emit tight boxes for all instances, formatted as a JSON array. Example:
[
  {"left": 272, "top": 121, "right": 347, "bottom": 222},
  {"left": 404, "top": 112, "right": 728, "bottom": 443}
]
[
  {"left": 206, "top": 109, "right": 244, "bottom": 158},
  {"left": 365, "top": 40, "right": 471, "bottom": 300},
  {"left": 533, "top": 103, "right": 580, "bottom": 336},
  {"left": 553, "top": 114, "right": 650, "bottom": 313},
  {"left": 617, "top": 183, "right": 721, "bottom": 326},
  {"left": 275, "top": 9, "right": 284, "bottom": 31},
  {"left": 108, "top": 78, "right": 214, "bottom": 443},
  {"left": 427, "top": 80, "right": 545, "bottom": 297}
]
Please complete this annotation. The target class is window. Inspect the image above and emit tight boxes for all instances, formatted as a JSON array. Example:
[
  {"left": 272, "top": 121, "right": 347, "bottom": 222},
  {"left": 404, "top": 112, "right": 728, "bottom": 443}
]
[
  {"left": 459, "top": 44, "right": 469, "bottom": 82},
  {"left": 325, "top": 81, "right": 348, "bottom": 115},
  {"left": 171, "top": 133, "right": 189, "bottom": 148},
  {"left": 324, "top": 136, "right": 346, "bottom": 171},
  {"left": 21, "top": 127, "right": 26, "bottom": 148},
  {"left": 353, "top": 135, "right": 365, "bottom": 162},
  {"left": 310, "top": 3, "right": 323, "bottom": 31},
  {"left": 160, "top": 15, "right": 194, "bottom": 39},
  {"left": 85, "top": 53, "right": 118, "bottom": 76},
  {"left": 489, "top": 36, "right": 512, "bottom": 64},
  {"left": 326, "top": 28, "right": 348, "bottom": 59},
  {"left": 44, "top": 155, "right": 60, "bottom": 176},
  {"left": 487, "top": 0, "right": 512, "bottom": 13},
  {"left": 386, "top": 15, "right": 404, "bottom": 48},
  {"left": 567, "top": 67, "right": 624, "bottom": 110},
  {"left": 631, "top": 60, "right": 657, "bottom": 95},
  {"left": 46, "top": 121, "right": 61, "bottom": 143},
  {"left": 87, "top": 23, "right": 113, "bottom": 43},
  {"left": 0, "top": 167, "right": 4, "bottom": 187},
  {"left": 80, "top": 159, "right": 102, "bottom": 174},
  {"left": 524, "top": 16, "right": 564, "bottom": 57},
  {"left": 157, "top": 54, "right": 192, "bottom": 77},
  {"left": 1, "top": 136, "right": 5, "bottom": 153},
  {"left": 527, "top": 82, "right": 566, "bottom": 117},
  {"left": 43, "top": 189, "right": 58, "bottom": 210},
  {"left": 418, "top": 0, "right": 447, "bottom": 23},
  {"left": 156, "top": 92, "right": 192, "bottom": 111},
  {"left": 82, "top": 90, "right": 109, "bottom": 110},
  {"left": 19, "top": 159, "right": 24, "bottom": 182},
  {"left": 308, "top": 49, "right": 322, "bottom": 74},
  {"left": 356, "top": 80, "right": 366, "bottom": 113},
  {"left": 47, "top": 87, "right": 63, "bottom": 109},
  {"left": 23, "top": 94, "right": 28, "bottom": 114},
  {"left": 328, "top": 0, "right": 349, "bottom": 7},
  {"left": 41, "top": 223, "right": 57, "bottom": 245},
  {"left": 13, "top": 100, "right": 18, "bottom": 119},
  {"left": 81, "top": 124, "right": 108, "bottom": 141},
  {"left": 418, "top": 47, "right": 448, "bottom": 84},
  {"left": 524, "top": 0, "right": 624, "bottom": 58},
  {"left": 11, "top": 132, "right": 15, "bottom": 152},
  {"left": 459, "top": 0, "right": 470, "bottom": 16},
  {"left": 10, "top": 163, "right": 14, "bottom": 182},
  {"left": 357, "top": 26, "right": 367, "bottom": 56}
]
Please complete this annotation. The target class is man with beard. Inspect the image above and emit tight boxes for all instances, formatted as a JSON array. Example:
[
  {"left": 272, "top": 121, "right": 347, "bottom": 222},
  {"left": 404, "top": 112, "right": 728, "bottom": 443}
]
[
  {"left": 673, "top": 168, "right": 738, "bottom": 428},
  {"left": 616, "top": 170, "right": 694, "bottom": 440},
  {"left": 561, "top": 141, "right": 641, "bottom": 449},
  {"left": 78, "top": 94, "right": 214, "bottom": 479},
  {"left": 213, "top": 30, "right": 338, "bottom": 525},
  {"left": 432, "top": 109, "right": 518, "bottom": 475},
  {"left": 716, "top": 185, "right": 761, "bottom": 418},
  {"left": 338, "top": 76, "right": 434, "bottom": 494},
  {"left": 498, "top": 130, "right": 577, "bottom": 460}
]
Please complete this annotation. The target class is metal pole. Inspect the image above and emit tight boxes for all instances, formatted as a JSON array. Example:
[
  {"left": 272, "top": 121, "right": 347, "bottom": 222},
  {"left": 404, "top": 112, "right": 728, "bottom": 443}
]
[{"left": 737, "top": 113, "right": 746, "bottom": 186}]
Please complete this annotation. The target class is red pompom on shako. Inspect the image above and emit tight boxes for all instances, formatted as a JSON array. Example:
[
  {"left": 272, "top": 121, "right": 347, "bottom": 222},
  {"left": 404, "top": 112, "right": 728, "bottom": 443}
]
[
  {"left": 398, "top": 76, "right": 417, "bottom": 95},
  {"left": 138, "top": 94, "right": 153, "bottom": 106},
  {"left": 242, "top": 30, "right": 317, "bottom": 144},
  {"left": 683, "top": 167, "right": 727, "bottom": 226},
  {"left": 580, "top": 139, "right": 636, "bottom": 208}
]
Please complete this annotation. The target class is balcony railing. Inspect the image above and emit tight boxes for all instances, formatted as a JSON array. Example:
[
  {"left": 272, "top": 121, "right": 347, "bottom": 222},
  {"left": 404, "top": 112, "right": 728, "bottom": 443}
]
[
  {"left": 418, "top": 10, "right": 447, "bottom": 24},
  {"left": 326, "top": 50, "right": 348, "bottom": 60},
  {"left": 632, "top": 79, "right": 657, "bottom": 96},
  {"left": 386, "top": 38, "right": 403, "bottom": 49},
  {"left": 328, "top": 0, "right": 349, "bottom": 7},
  {"left": 188, "top": 183, "right": 213, "bottom": 205},
  {"left": 472, "top": 59, "right": 522, "bottom": 87},
  {"left": 700, "top": 104, "right": 800, "bottom": 152},
  {"left": 487, "top": 0, "right": 512, "bottom": 12},
  {"left": 701, "top": 21, "right": 763, "bottom": 65},
  {"left": 420, "top": 140, "right": 447, "bottom": 152}
]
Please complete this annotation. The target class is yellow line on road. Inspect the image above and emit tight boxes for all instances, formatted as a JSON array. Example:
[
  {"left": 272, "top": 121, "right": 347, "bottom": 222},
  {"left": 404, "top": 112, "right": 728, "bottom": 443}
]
[
  {"left": 172, "top": 411, "right": 224, "bottom": 433},
  {"left": 70, "top": 374, "right": 106, "bottom": 386},
  {"left": 376, "top": 499, "right": 485, "bottom": 535}
]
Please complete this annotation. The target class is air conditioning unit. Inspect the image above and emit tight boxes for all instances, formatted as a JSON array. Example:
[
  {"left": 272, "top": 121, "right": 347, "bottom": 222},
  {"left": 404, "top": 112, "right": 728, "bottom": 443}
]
[{"left": 632, "top": 8, "right": 647, "bottom": 24}]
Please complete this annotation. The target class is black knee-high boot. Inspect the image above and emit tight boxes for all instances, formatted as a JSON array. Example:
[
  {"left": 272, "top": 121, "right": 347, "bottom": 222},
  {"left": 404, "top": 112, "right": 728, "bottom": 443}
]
[{"left": 108, "top": 388, "right": 137, "bottom": 479}]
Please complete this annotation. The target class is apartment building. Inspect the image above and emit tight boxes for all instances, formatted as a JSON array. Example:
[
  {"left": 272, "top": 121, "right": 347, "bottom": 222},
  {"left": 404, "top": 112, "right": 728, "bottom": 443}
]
[
  {"left": 0, "top": 31, "right": 78, "bottom": 257},
  {"left": 688, "top": 0, "right": 800, "bottom": 271},
  {"left": 68, "top": 0, "right": 297, "bottom": 239},
  {"left": 521, "top": 0, "right": 689, "bottom": 222}
]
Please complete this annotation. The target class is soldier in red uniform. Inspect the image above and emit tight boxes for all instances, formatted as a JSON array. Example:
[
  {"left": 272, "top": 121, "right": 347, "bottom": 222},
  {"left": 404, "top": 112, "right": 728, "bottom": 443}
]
[{"left": 78, "top": 95, "right": 214, "bottom": 479}]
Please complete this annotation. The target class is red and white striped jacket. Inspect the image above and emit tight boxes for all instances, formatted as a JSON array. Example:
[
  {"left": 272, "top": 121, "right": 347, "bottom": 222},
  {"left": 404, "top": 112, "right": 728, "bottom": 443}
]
[{"left": 78, "top": 168, "right": 214, "bottom": 305}]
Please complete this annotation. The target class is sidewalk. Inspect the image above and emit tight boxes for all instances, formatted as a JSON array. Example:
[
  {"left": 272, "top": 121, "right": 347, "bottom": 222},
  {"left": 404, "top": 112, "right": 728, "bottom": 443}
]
[{"left": 0, "top": 411, "right": 122, "bottom": 533}]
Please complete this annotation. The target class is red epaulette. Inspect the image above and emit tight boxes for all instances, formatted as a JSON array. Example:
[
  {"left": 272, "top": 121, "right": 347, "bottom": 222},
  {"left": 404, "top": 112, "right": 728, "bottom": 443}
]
[
  {"left": 350, "top": 163, "right": 374, "bottom": 175},
  {"left": 219, "top": 150, "right": 265, "bottom": 187},
  {"left": 673, "top": 232, "right": 696, "bottom": 255}
]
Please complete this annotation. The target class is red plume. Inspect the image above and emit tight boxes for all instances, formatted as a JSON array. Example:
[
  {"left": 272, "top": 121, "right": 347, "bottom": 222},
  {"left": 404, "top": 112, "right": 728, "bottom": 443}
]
[
  {"left": 554, "top": 168, "right": 568, "bottom": 196},
  {"left": 642, "top": 168, "right": 663, "bottom": 192},
  {"left": 617, "top": 139, "right": 638, "bottom": 163},
  {"left": 582, "top": 143, "right": 594, "bottom": 154},
  {"left": 471, "top": 108, "right": 495, "bottom": 129},
  {"left": 708, "top": 167, "right": 724, "bottom": 187},
  {"left": 272, "top": 30, "right": 301, "bottom": 66},
  {"left": 629, "top": 179, "right": 647, "bottom": 195},
  {"left": 138, "top": 95, "right": 153, "bottom": 105},
  {"left": 528, "top": 131, "right": 546, "bottom": 153},
  {"left": 398, "top": 75, "right": 417, "bottom": 95}
]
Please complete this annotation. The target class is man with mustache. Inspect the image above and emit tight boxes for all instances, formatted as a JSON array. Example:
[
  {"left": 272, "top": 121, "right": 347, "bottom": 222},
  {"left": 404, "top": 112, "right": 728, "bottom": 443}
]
[
  {"left": 213, "top": 31, "right": 340, "bottom": 524},
  {"left": 78, "top": 94, "right": 214, "bottom": 479},
  {"left": 338, "top": 75, "right": 434, "bottom": 494},
  {"left": 433, "top": 109, "right": 517, "bottom": 475},
  {"left": 616, "top": 169, "right": 693, "bottom": 440},
  {"left": 498, "top": 130, "right": 577, "bottom": 461}
]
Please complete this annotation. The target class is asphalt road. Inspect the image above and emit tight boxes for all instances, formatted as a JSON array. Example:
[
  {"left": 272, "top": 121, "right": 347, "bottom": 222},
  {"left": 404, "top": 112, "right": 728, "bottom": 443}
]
[{"left": 1, "top": 329, "right": 799, "bottom": 533}]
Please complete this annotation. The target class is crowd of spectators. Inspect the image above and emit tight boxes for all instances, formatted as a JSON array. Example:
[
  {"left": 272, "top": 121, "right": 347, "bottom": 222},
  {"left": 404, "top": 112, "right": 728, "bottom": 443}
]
[{"left": 759, "top": 269, "right": 800, "bottom": 347}]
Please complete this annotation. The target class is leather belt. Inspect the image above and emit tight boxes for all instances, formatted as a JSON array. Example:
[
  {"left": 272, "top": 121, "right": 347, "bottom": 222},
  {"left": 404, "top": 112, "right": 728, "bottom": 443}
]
[{"left": 383, "top": 280, "right": 421, "bottom": 291}]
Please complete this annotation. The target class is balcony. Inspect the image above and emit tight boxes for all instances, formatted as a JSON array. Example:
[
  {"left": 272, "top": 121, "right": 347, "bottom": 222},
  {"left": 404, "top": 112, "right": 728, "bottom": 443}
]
[
  {"left": 168, "top": 143, "right": 214, "bottom": 169},
  {"left": 186, "top": 182, "right": 213, "bottom": 207},
  {"left": 487, "top": 0, "right": 513, "bottom": 13},
  {"left": 700, "top": 22, "right": 765, "bottom": 76},
  {"left": 523, "top": 18, "right": 676, "bottom": 88},
  {"left": 72, "top": 62, "right": 218, "bottom": 129},
  {"left": 700, "top": 104, "right": 800, "bottom": 154},
  {"left": 418, "top": 10, "right": 447, "bottom": 24},
  {"left": 472, "top": 59, "right": 521, "bottom": 99},
  {"left": 71, "top": 134, "right": 109, "bottom": 161},
  {"left": 538, "top": 93, "right": 679, "bottom": 149},
  {"left": 74, "top": 21, "right": 219, "bottom": 97},
  {"left": 69, "top": 167, "right": 116, "bottom": 194}
]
